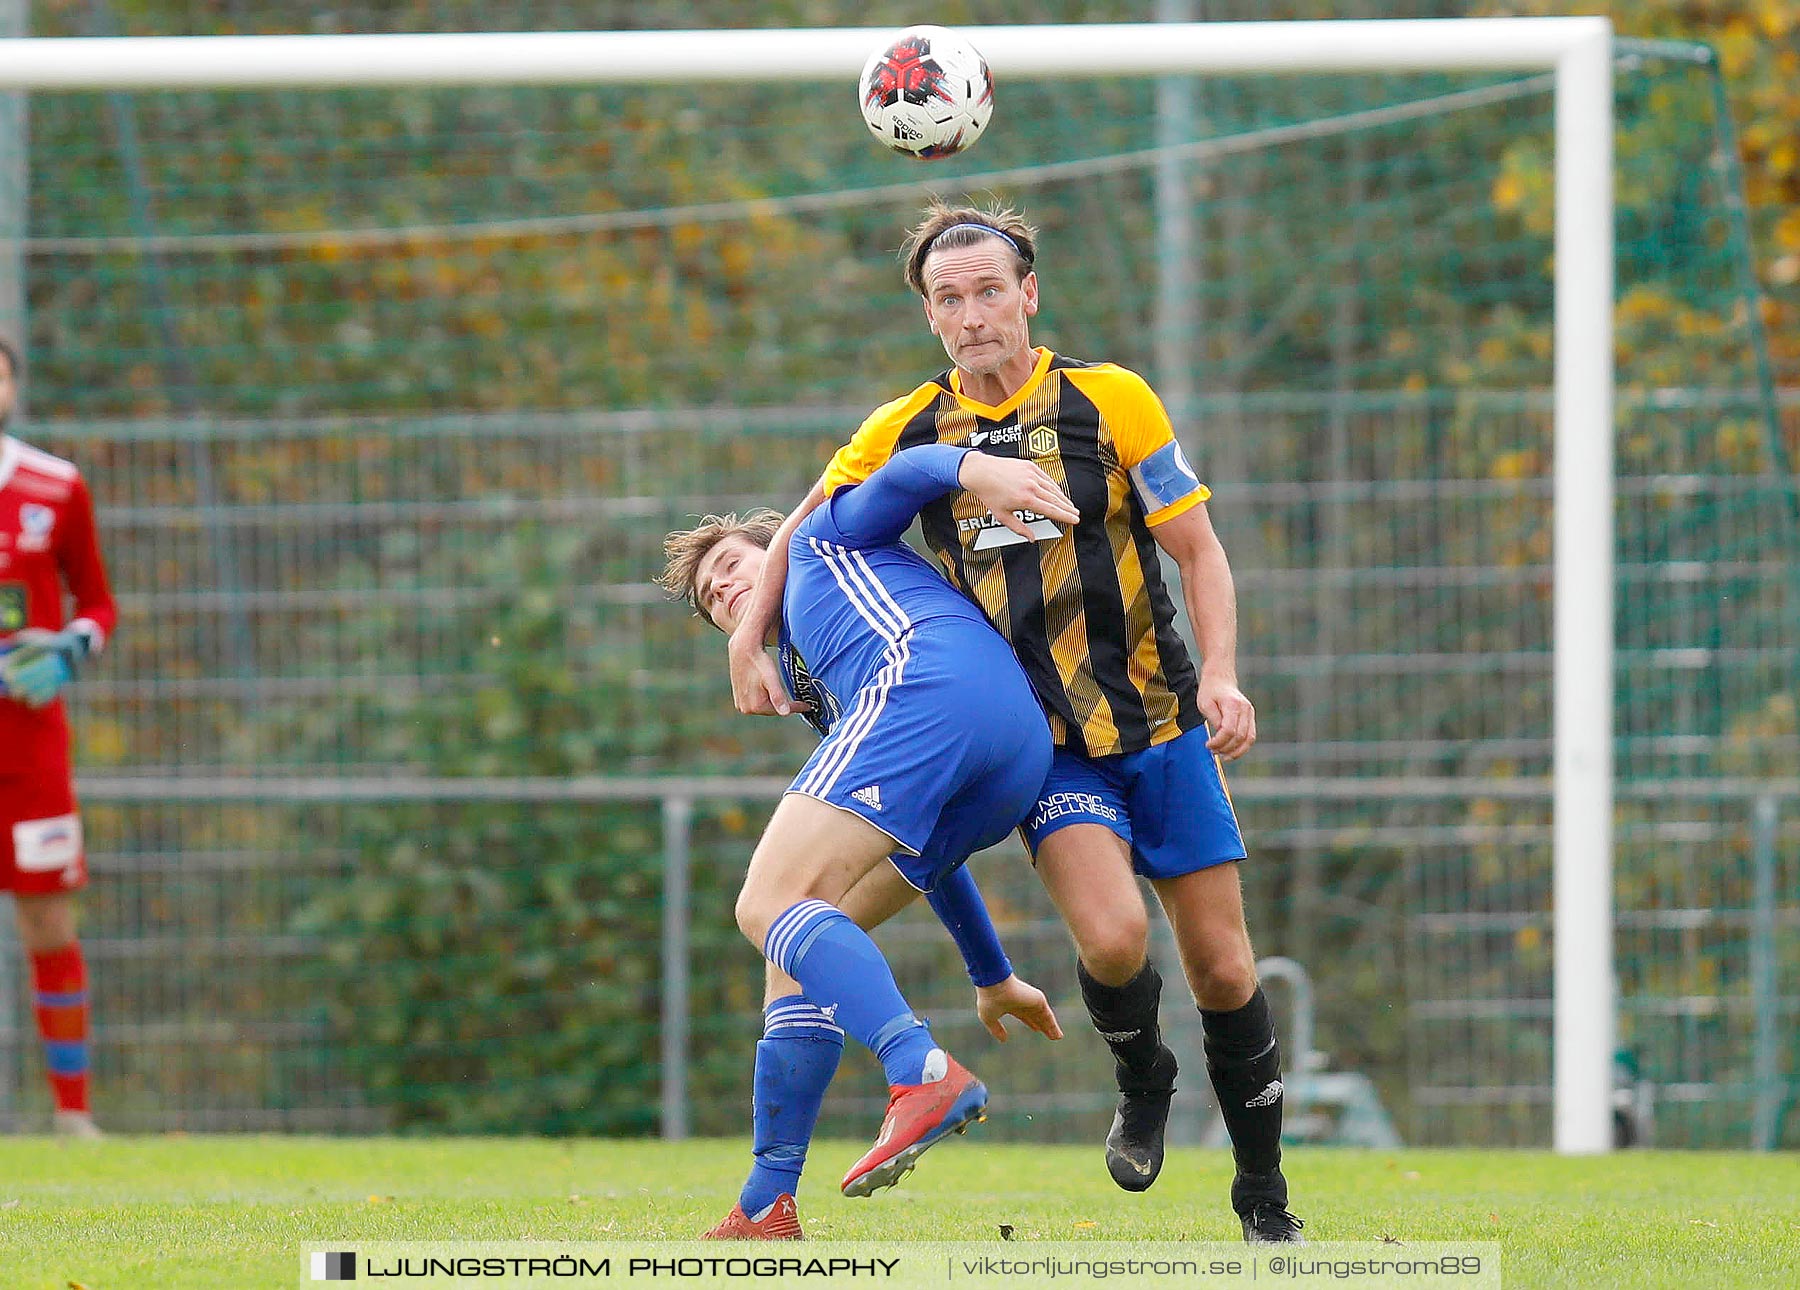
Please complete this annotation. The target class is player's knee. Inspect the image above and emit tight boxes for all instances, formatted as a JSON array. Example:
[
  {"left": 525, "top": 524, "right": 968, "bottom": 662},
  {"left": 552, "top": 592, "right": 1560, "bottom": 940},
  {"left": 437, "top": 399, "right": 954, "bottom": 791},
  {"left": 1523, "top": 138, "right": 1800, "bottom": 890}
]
[
  {"left": 1189, "top": 938, "right": 1258, "bottom": 1011},
  {"left": 734, "top": 885, "right": 775, "bottom": 951},
  {"left": 1075, "top": 911, "right": 1151, "bottom": 984},
  {"left": 13, "top": 893, "right": 77, "bottom": 952}
]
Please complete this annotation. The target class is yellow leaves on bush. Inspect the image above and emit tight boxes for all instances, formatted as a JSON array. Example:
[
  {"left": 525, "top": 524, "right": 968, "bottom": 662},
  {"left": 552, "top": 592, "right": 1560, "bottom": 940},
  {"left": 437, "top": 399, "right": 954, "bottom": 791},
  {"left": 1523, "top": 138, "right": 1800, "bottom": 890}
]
[
  {"left": 268, "top": 200, "right": 341, "bottom": 263},
  {"left": 1715, "top": 17, "right": 1758, "bottom": 80},
  {"left": 1490, "top": 142, "right": 1553, "bottom": 237},
  {"left": 1491, "top": 170, "right": 1523, "bottom": 214},
  {"left": 1467, "top": 797, "right": 1504, "bottom": 827},
  {"left": 1765, "top": 135, "right": 1798, "bottom": 184},
  {"left": 464, "top": 311, "right": 507, "bottom": 341},
  {"left": 77, "top": 718, "right": 130, "bottom": 768},
  {"left": 1772, "top": 212, "right": 1800, "bottom": 286},
  {"left": 1754, "top": 0, "right": 1795, "bottom": 40},
  {"left": 1720, "top": 690, "right": 1796, "bottom": 777},
  {"left": 1675, "top": 308, "right": 1727, "bottom": 342},
  {"left": 1488, "top": 449, "right": 1539, "bottom": 482},
  {"left": 1616, "top": 284, "right": 1675, "bottom": 325},
  {"left": 719, "top": 237, "right": 754, "bottom": 282},
  {"left": 1713, "top": 419, "right": 1764, "bottom": 471}
]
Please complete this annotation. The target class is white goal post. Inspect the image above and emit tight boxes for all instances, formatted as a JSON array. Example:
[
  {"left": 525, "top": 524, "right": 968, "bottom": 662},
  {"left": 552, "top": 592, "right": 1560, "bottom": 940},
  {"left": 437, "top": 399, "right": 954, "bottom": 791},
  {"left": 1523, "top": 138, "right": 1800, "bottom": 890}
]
[{"left": 0, "top": 17, "right": 1616, "bottom": 1154}]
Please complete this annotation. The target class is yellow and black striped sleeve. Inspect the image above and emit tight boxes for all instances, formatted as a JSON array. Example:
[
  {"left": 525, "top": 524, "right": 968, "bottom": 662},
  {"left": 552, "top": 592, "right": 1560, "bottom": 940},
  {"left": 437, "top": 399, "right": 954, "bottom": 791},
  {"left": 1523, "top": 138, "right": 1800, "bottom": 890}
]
[
  {"left": 1065, "top": 364, "right": 1210, "bottom": 526},
  {"left": 822, "top": 384, "right": 942, "bottom": 496}
]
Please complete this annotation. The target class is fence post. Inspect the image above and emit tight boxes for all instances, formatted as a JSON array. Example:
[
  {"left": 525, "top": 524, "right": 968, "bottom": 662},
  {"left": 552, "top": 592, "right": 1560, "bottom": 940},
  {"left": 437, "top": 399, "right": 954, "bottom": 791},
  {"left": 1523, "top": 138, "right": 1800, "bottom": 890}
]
[
  {"left": 0, "top": 0, "right": 23, "bottom": 347},
  {"left": 661, "top": 794, "right": 693, "bottom": 1141},
  {"left": 0, "top": 899, "right": 15, "bottom": 1132},
  {"left": 1750, "top": 794, "right": 1780, "bottom": 1151}
]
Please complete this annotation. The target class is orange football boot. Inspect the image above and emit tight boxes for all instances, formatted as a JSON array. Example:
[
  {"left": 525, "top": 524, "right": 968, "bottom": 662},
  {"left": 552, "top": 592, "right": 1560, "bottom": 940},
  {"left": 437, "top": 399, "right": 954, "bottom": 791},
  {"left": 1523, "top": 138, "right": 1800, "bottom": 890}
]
[
  {"left": 702, "top": 1193, "right": 802, "bottom": 1240},
  {"left": 841, "top": 1053, "right": 987, "bottom": 1198}
]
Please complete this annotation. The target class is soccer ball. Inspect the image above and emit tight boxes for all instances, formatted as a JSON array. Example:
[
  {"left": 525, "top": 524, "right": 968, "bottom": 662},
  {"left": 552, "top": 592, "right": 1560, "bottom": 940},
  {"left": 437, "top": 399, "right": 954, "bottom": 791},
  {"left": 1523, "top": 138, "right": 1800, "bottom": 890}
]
[{"left": 858, "top": 26, "right": 993, "bottom": 161}]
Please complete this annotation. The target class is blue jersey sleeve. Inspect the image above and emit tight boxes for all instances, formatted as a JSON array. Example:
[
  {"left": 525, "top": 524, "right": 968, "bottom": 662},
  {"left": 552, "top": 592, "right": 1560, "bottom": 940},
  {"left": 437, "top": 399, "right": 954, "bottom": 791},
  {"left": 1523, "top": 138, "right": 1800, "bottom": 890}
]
[
  {"left": 925, "top": 863, "right": 1013, "bottom": 988},
  {"left": 813, "top": 444, "right": 970, "bottom": 549}
]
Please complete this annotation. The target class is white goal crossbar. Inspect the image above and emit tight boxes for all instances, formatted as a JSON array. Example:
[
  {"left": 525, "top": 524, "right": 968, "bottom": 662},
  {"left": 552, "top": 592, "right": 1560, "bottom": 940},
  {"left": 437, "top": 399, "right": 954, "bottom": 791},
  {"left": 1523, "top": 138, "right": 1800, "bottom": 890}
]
[{"left": 0, "top": 17, "right": 1616, "bottom": 1154}]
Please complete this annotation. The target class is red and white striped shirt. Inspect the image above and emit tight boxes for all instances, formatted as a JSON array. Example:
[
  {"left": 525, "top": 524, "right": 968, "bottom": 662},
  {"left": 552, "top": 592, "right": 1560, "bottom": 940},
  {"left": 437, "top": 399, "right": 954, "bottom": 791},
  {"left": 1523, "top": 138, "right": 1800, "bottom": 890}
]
[{"left": 0, "top": 435, "right": 117, "bottom": 776}]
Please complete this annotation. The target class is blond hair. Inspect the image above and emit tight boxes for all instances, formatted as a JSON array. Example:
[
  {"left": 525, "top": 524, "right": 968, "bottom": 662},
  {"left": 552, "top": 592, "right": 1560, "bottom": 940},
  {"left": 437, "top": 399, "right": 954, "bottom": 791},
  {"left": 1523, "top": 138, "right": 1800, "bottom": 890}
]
[
  {"left": 900, "top": 198, "right": 1038, "bottom": 295},
  {"left": 658, "top": 509, "right": 783, "bottom": 624}
]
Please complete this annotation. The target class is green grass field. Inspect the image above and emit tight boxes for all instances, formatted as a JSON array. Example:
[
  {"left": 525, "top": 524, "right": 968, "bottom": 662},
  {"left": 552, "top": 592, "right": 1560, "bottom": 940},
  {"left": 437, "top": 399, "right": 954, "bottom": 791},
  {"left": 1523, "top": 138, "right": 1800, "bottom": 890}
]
[{"left": 1, "top": 1137, "right": 1793, "bottom": 1289}]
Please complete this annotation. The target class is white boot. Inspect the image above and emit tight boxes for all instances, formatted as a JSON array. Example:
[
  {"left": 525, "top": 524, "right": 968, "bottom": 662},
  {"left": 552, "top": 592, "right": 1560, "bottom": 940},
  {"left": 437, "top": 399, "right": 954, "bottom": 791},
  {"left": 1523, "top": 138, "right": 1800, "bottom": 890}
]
[{"left": 52, "top": 1110, "right": 103, "bottom": 1139}]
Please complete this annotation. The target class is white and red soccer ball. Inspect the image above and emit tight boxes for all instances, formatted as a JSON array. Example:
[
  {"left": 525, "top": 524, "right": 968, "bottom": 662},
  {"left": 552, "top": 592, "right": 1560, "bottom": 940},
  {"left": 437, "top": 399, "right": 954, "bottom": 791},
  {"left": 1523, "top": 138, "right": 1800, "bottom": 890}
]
[{"left": 858, "top": 26, "right": 993, "bottom": 161}]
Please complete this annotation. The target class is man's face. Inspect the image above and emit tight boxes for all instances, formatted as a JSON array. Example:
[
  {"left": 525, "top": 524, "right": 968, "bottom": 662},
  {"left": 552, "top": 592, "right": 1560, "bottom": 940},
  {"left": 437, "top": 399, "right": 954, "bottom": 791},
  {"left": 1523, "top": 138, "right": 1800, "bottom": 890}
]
[
  {"left": 692, "top": 533, "right": 767, "bottom": 634},
  {"left": 0, "top": 353, "right": 15, "bottom": 428},
  {"left": 920, "top": 241, "right": 1038, "bottom": 381}
]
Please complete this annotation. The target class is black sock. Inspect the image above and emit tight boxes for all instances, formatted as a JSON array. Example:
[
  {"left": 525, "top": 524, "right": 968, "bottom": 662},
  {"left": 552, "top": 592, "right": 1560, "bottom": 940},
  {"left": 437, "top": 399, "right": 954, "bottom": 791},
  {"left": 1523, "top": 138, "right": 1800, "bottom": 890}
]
[
  {"left": 1202, "top": 986, "right": 1284, "bottom": 1181},
  {"left": 1077, "top": 958, "right": 1169, "bottom": 1086}
]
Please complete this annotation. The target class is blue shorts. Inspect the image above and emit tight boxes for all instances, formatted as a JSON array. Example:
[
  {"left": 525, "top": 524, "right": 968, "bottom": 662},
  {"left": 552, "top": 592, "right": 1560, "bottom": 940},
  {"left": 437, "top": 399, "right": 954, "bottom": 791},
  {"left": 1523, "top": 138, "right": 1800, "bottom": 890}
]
[
  {"left": 1018, "top": 725, "right": 1246, "bottom": 880},
  {"left": 786, "top": 619, "right": 1052, "bottom": 893}
]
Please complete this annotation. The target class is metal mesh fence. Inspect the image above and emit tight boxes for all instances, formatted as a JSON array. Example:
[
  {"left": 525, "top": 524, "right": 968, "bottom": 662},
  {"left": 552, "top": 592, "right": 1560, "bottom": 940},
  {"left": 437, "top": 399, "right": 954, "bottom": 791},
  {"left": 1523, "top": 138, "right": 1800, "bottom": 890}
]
[{"left": 0, "top": 31, "right": 1793, "bottom": 1147}]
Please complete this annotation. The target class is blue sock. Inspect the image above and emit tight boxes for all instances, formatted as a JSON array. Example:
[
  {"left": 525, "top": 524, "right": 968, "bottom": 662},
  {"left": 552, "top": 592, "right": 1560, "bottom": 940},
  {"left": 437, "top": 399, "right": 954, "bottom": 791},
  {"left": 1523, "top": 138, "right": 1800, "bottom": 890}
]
[
  {"left": 762, "top": 900, "right": 940, "bottom": 1086},
  {"left": 740, "top": 995, "right": 844, "bottom": 1218}
]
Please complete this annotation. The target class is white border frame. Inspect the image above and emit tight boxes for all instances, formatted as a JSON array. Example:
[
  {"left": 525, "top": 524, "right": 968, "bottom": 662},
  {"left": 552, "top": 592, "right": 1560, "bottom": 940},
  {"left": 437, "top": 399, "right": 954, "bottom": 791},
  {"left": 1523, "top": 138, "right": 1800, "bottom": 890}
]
[{"left": 0, "top": 17, "right": 1615, "bottom": 1154}]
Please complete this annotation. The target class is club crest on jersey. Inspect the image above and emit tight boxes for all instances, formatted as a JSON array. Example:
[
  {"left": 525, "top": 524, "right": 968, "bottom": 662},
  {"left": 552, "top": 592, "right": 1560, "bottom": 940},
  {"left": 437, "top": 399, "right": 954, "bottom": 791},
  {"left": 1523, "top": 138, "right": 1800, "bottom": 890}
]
[
  {"left": 17, "top": 503, "right": 54, "bottom": 552},
  {"left": 1027, "top": 426, "right": 1059, "bottom": 457}
]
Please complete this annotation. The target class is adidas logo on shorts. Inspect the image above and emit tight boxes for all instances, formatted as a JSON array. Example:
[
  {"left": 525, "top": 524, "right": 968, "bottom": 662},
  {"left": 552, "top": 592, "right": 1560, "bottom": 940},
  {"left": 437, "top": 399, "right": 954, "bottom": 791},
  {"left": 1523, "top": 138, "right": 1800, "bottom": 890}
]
[{"left": 851, "top": 785, "right": 883, "bottom": 811}]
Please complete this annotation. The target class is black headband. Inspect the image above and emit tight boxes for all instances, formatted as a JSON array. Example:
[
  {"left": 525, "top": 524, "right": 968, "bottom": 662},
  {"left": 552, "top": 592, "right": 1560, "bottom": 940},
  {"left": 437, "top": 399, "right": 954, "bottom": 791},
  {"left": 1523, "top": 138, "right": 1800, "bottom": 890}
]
[{"left": 922, "top": 222, "right": 1029, "bottom": 262}]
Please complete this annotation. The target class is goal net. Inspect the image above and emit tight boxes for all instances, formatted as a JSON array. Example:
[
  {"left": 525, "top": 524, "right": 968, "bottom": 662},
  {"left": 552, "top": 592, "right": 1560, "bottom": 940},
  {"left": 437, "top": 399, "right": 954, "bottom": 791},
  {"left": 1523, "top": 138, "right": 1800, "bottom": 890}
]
[{"left": 3, "top": 20, "right": 1792, "bottom": 1151}]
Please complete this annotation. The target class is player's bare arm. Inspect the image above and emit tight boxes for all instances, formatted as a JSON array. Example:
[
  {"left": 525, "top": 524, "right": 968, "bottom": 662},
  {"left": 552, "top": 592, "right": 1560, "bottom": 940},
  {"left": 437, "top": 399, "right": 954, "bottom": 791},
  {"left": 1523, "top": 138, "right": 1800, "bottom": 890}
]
[
  {"left": 1150, "top": 500, "right": 1257, "bottom": 760},
  {"left": 726, "top": 478, "right": 824, "bottom": 716}
]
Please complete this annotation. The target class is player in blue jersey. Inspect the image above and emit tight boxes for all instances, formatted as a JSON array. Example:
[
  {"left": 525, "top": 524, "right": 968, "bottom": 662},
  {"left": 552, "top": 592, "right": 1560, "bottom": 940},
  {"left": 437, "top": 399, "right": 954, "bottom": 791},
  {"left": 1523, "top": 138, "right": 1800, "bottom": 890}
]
[{"left": 661, "top": 443, "right": 1079, "bottom": 1237}]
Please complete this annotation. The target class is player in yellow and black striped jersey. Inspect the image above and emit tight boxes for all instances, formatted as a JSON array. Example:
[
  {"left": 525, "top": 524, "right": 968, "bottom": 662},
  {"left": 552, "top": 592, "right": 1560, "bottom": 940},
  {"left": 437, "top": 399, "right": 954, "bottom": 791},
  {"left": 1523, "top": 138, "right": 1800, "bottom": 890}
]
[
  {"left": 821, "top": 347, "right": 1211, "bottom": 759},
  {"left": 728, "top": 200, "right": 1304, "bottom": 1244}
]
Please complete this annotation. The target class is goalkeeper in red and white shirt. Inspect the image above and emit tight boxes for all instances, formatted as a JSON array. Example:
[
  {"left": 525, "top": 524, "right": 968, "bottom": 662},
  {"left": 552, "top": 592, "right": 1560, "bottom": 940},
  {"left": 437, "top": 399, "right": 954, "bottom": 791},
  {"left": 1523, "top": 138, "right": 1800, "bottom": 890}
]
[{"left": 0, "top": 339, "right": 116, "bottom": 1137}]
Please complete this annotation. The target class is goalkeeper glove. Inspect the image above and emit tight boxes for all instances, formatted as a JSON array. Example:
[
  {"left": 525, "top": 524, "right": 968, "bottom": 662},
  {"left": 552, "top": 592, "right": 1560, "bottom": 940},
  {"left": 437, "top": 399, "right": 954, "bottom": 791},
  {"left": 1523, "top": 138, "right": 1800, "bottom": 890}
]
[{"left": 0, "top": 627, "right": 91, "bottom": 709}]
